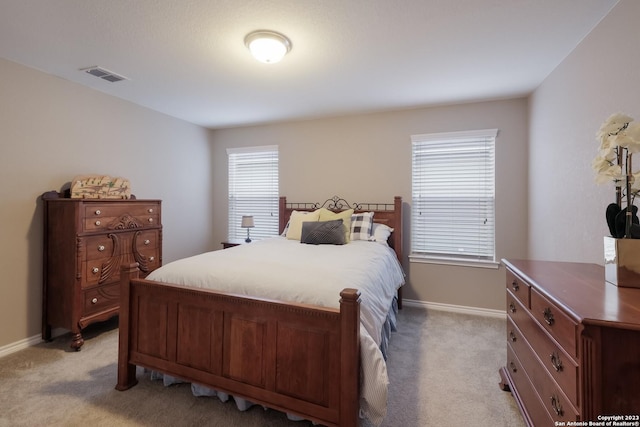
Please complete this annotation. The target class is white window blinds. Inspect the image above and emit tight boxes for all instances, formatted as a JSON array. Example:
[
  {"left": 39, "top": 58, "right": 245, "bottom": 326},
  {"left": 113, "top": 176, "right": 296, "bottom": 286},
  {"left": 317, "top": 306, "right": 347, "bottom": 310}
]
[
  {"left": 227, "top": 145, "right": 279, "bottom": 240},
  {"left": 411, "top": 129, "right": 497, "bottom": 263}
]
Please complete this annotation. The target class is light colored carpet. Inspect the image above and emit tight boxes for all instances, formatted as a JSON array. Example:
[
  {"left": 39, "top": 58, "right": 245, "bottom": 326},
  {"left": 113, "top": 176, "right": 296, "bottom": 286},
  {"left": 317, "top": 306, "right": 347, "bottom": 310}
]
[{"left": 0, "top": 307, "right": 524, "bottom": 426}]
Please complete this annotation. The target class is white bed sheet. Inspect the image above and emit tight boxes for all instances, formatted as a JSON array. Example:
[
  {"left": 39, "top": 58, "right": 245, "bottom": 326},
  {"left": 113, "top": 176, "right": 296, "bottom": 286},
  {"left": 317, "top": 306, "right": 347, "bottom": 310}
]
[{"left": 146, "top": 236, "right": 405, "bottom": 426}]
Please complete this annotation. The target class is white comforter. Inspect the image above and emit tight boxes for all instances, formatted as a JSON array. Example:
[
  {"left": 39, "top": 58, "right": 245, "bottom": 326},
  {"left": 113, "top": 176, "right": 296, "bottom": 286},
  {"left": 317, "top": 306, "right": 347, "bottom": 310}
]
[{"left": 146, "top": 236, "right": 405, "bottom": 426}]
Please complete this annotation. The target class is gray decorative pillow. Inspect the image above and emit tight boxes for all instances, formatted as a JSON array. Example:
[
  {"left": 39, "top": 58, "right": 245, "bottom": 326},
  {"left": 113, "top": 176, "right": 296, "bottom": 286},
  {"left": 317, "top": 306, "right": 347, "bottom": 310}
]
[{"left": 300, "top": 219, "right": 345, "bottom": 245}]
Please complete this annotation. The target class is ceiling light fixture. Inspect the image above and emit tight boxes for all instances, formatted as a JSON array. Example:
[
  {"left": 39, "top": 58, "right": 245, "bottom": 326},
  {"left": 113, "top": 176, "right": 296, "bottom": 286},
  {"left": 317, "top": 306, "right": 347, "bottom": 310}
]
[{"left": 244, "top": 30, "right": 291, "bottom": 64}]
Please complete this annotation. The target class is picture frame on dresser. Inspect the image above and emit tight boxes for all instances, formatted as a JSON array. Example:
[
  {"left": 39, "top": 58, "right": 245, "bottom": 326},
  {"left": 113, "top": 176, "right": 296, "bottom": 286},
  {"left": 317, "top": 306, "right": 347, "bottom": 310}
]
[{"left": 41, "top": 190, "right": 162, "bottom": 350}]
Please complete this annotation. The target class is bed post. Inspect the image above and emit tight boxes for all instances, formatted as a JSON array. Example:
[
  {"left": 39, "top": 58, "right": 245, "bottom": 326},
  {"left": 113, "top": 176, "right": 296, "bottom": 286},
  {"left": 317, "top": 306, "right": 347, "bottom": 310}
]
[
  {"left": 279, "top": 196, "right": 287, "bottom": 234},
  {"left": 116, "top": 263, "right": 139, "bottom": 391},
  {"left": 393, "top": 196, "right": 403, "bottom": 309},
  {"left": 392, "top": 196, "right": 403, "bottom": 261},
  {"left": 339, "top": 288, "right": 361, "bottom": 427}
]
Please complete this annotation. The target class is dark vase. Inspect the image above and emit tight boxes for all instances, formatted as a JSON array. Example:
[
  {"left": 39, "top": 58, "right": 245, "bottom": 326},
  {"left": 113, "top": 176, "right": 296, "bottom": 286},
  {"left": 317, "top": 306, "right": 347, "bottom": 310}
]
[{"left": 614, "top": 205, "right": 639, "bottom": 238}]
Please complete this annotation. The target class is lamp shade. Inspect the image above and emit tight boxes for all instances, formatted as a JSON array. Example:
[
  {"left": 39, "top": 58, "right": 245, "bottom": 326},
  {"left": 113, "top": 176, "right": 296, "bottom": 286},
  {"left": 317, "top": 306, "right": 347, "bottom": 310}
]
[
  {"left": 241, "top": 215, "right": 255, "bottom": 228},
  {"left": 245, "top": 30, "right": 291, "bottom": 64}
]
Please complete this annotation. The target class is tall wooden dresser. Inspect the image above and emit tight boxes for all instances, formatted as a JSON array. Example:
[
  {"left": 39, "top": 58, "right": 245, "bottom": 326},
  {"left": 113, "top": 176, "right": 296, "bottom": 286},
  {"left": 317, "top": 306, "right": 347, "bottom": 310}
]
[
  {"left": 42, "top": 191, "right": 162, "bottom": 350},
  {"left": 500, "top": 259, "right": 640, "bottom": 426}
]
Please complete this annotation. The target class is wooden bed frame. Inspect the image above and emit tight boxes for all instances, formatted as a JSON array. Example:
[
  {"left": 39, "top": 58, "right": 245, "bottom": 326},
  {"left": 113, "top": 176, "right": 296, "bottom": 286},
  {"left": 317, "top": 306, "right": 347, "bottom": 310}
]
[{"left": 116, "top": 196, "right": 403, "bottom": 427}]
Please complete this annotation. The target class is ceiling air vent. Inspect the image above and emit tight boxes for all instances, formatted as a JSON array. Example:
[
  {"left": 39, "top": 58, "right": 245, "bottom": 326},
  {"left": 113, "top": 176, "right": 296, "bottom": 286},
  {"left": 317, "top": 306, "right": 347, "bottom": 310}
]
[{"left": 80, "top": 66, "right": 129, "bottom": 83}]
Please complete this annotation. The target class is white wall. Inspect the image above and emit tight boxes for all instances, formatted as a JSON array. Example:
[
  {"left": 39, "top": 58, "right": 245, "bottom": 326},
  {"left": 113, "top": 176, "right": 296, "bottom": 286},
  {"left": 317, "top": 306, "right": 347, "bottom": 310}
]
[
  {"left": 210, "top": 98, "right": 529, "bottom": 311},
  {"left": 0, "top": 58, "right": 214, "bottom": 348},
  {"left": 529, "top": 0, "right": 639, "bottom": 263}
]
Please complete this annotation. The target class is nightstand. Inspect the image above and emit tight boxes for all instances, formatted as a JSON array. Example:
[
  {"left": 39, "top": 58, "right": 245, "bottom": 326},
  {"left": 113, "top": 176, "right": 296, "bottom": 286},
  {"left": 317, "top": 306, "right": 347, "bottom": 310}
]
[{"left": 221, "top": 239, "right": 247, "bottom": 249}]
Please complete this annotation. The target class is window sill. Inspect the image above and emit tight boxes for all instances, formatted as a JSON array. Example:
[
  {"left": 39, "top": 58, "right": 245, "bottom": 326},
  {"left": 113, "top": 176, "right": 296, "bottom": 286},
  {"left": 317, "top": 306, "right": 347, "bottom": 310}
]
[{"left": 409, "top": 254, "right": 500, "bottom": 269}]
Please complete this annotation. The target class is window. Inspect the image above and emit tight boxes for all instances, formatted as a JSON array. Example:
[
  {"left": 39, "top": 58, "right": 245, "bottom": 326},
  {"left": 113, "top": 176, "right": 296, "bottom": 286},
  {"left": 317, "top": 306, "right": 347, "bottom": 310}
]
[
  {"left": 410, "top": 129, "right": 498, "bottom": 267},
  {"left": 227, "top": 145, "right": 279, "bottom": 240}
]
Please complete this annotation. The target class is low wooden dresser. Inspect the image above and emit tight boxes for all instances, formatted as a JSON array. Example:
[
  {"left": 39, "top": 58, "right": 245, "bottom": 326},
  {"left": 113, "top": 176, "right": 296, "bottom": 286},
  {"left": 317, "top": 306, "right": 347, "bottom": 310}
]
[
  {"left": 500, "top": 259, "right": 640, "bottom": 426},
  {"left": 42, "top": 191, "right": 162, "bottom": 350}
]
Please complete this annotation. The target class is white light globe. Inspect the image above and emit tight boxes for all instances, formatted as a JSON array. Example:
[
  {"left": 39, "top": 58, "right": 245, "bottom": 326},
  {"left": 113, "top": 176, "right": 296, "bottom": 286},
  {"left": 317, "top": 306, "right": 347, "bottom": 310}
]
[{"left": 245, "top": 31, "right": 291, "bottom": 64}]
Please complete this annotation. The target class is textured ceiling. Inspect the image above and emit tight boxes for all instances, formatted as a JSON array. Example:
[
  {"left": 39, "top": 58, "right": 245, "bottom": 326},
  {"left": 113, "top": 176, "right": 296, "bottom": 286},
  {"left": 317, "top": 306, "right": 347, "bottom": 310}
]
[{"left": 0, "top": 0, "right": 618, "bottom": 129}]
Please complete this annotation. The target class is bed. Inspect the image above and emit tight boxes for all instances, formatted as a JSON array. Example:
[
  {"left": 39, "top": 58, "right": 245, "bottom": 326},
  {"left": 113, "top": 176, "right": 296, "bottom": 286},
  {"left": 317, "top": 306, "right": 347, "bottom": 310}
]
[{"left": 116, "top": 196, "right": 404, "bottom": 427}]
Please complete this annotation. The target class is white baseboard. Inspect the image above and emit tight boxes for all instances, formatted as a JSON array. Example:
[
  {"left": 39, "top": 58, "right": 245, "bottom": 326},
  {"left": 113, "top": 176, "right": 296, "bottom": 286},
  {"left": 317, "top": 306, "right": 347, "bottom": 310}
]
[
  {"left": 0, "top": 334, "right": 42, "bottom": 359},
  {"left": 0, "top": 328, "right": 67, "bottom": 359},
  {"left": 403, "top": 298, "right": 506, "bottom": 319}
]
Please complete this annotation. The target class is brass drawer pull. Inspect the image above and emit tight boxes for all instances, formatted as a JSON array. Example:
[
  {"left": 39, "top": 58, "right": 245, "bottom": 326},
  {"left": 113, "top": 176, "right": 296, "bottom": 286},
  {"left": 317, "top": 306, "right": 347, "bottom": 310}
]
[
  {"left": 95, "top": 220, "right": 101, "bottom": 226},
  {"left": 91, "top": 297, "right": 98, "bottom": 304},
  {"left": 509, "top": 330, "right": 517, "bottom": 342},
  {"left": 550, "top": 394, "right": 564, "bottom": 416},
  {"left": 543, "top": 307, "right": 555, "bottom": 326},
  {"left": 97, "top": 245, "right": 105, "bottom": 252},
  {"left": 550, "top": 352, "right": 564, "bottom": 372},
  {"left": 148, "top": 208, "right": 154, "bottom": 213},
  {"left": 509, "top": 302, "right": 516, "bottom": 313},
  {"left": 92, "top": 267, "right": 99, "bottom": 274},
  {"left": 95, "top": 210, "right": 101, "bottom": 215},
  {"left": 144, "top": 239, "right": 150, "bottom": 245},
  {"left": 148, "top": 218, "right": 154, "bottom": 223},
  {"left": 149, "top": 256, "right": 155, "bottom": 262},
  {"left": 511, "top": 280, "right": 519, "bottom": 292}
]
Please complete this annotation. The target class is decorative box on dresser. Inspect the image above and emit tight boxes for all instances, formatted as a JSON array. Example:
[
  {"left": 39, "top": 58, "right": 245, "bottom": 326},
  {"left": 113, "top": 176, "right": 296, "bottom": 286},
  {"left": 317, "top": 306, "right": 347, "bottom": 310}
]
[
  {"left": 500, "top": 259, "right": 640, "bottom": 426},
  {"left": 41, "top": 191, "right": 162, "bottom": 350}
]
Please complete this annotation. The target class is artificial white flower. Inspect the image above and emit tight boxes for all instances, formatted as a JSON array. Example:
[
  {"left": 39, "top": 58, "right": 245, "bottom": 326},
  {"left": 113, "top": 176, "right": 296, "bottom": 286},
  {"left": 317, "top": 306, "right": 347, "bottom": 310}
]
[
  {"left": 595, "top": 113, "right": 640, "bottom": 237},
  {"left": 612, "top": 133, "right": 640, "bottom": 153},
  {"left": 626, "top": 122, "right": 640, "bottom": 142},
  {"left": 602, "top": 112, "right": 633, "bottom": 130}
]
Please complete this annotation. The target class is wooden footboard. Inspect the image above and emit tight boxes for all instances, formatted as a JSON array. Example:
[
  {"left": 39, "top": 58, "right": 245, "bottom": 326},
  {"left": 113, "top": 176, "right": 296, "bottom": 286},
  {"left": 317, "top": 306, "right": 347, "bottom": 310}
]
[{"left": 116, "top": 263, "right": 361, "bottom": 427}]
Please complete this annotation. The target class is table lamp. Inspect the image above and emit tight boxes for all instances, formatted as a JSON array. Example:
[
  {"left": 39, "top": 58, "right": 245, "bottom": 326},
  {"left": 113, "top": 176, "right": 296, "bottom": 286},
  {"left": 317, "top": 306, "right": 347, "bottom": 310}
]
[{"left": 241, "top": 215, "right": 255, "bottom": 242}]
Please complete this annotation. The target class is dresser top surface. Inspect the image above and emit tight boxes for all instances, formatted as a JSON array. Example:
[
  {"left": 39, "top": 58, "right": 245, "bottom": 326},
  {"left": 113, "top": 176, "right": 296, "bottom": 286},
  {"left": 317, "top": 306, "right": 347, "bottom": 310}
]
[
  {"left": 44, "top": 199, "right": 161, "bottom": 203},
  {"left": 503, "top": 258, "right": 640, "bottom": 330},
  {"left": 41, "top": 190, "right": 160, "bottom": 203}
]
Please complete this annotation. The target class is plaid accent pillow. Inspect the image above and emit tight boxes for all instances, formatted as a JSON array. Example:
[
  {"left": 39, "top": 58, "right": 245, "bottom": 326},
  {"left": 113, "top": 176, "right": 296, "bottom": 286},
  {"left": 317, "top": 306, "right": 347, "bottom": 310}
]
[{"left": 350, "top": 212, "right": 374, "bottom": 241}]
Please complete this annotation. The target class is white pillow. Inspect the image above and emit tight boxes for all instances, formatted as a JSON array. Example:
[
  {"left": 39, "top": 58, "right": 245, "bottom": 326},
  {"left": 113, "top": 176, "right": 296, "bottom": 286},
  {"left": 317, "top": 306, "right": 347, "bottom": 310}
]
[{"left": 369, "top": 223, "right": 393, "bottom": 245}]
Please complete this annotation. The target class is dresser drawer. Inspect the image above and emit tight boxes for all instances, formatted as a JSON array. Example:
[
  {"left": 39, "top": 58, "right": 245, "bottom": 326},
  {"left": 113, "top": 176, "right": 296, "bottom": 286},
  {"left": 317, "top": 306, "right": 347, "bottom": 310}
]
[
  {"left": 508, "top": 325, "right": 579, "bottom": 423},
  {"left": 82, "top": 257, "right": 114, "bottom": 287},
  {"left": 84, "top": 202, "right": 159, "bottom": 219},
  {"left": 507, "top": 290, "right": 530, "bottom": 332},
  {"left": 83, "top": 282, "right": 120, "bottom": 316},
  {"left": 84, "top": 214, "right": 159, "bottom": 232},
  {"left": 133, "top": 229, "right": 160, "bottom": 251},
  {"left": 507, "top": 316, "right": 578, "bottom": 406},
  {"left": 83, "top": 249, "right": 160, "bottom": 286},
  {"left": 506, "top": 345, "right": 554, "bottom": 427},
  {"left": 84, "top": 234, "right": 116, "bottom": 260},
  {"left": 506, "top": 269, "right": 530, "bottom": 308},
  {"left": 531, "top": 288, "right": 579, "bottom": 357},
  {"left": 83, "top": 203, "right": 160, "bottom": 232},
  {"left": 84, "top": 230, "right": 159, "bottom": 258},
  {"left": 133, "top": 247, "right": 161, "bottom": 274}
]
